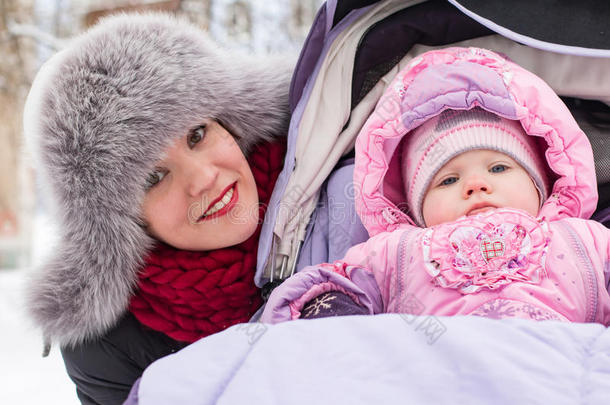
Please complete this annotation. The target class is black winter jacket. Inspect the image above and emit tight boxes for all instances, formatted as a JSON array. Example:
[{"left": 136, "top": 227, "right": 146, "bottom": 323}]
[{"left": 61, "top": 314, "right": 187, "bottom": 405}]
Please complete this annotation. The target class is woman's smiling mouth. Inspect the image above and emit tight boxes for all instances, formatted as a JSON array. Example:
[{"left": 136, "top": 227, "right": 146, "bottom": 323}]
[{"left": 198, "top": 182, "right": 238, "bottom": 222}]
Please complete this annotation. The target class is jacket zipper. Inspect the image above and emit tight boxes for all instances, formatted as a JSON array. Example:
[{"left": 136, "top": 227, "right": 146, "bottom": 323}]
[
  {"left": 396, "top": 227, "right": 419, "bottom": 313},
  {"left": 557, "top": 222, "right": 598, "bottom": 322}
]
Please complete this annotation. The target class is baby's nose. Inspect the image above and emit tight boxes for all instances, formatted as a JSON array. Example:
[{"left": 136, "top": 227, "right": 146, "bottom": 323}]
[{"left": 463, "top": 176, "right": 491, "bottom": 197}]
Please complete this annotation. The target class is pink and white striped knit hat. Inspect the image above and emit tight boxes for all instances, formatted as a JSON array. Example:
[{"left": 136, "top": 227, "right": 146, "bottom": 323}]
[{"left": 401, "top": 108, "right": 550, "bottom": 226}]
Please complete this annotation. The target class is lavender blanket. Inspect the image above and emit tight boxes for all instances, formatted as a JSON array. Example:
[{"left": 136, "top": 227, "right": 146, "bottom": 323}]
[{"left": 129, "top": 315, "right": 610, "bottom": 404}]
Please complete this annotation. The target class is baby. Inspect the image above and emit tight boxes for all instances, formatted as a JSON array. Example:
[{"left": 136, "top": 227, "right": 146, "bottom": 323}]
[
  {"left": 261, "top": 47, "right": 610, "bottom": 324},
  {"left": 405, "top": 108, "right": 545, "bottom": 229}
]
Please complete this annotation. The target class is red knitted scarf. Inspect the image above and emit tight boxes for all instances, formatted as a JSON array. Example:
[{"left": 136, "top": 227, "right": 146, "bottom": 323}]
[{"left": 129, "top": 139, "right": 285, "bottom": 342}]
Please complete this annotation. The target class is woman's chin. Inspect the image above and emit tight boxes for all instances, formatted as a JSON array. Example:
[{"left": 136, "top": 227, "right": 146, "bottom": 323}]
[
  {"left": 177, "top": 219, "right": 259, "bottom": 251},
  {"left": 224, "top": 219, "right": 259, "bottom": 247}
]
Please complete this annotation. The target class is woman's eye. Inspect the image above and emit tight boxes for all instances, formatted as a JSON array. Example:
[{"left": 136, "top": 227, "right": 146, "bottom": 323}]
[
  {"left": 188, "top": 125, "right": 206, "bottom": 149},
  {"left": 490, "top": 164, "right": 507, "bottom": 173},
  {"left": 440, "top": 176, "right": 458, "bottom": 186},
  {"left": 145, "top": 168, "right": 167, "bottom": 189}
]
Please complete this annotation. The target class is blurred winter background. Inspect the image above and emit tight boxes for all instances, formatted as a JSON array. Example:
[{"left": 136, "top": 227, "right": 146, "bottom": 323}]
[{"left": 0, "top": 0, "right": 321, "bottom": 403}]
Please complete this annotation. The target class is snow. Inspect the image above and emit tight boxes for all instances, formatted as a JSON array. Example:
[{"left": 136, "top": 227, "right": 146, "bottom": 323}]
[
  {"left": 0, "top": 213, "right": 79, "bottom": 404},
  {"left": 0, "top": 270, "right": 80, "bottom": 405}
]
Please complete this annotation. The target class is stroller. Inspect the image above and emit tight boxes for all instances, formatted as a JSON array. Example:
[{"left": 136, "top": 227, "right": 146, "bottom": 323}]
[
  {"left": 256, "top": 0, "right": 610, "bottom": 291},
  {"left": 130, "top": 1, "right": 610, "bottom": 404}
]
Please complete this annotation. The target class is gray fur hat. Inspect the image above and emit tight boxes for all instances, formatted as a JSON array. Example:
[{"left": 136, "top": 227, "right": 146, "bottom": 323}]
[{"left": 23, "top": 13, "right": 294, "bottom": 347}]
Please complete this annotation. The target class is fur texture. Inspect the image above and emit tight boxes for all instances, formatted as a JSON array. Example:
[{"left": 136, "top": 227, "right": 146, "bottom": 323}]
[{"left": 23, "top": 13, "right": 295, "bottom": 347}]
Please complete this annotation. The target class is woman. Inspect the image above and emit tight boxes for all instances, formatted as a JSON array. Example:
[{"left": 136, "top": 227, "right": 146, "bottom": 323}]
[{"left": 24, "top": 13, "right": 366, "bottom": 404}]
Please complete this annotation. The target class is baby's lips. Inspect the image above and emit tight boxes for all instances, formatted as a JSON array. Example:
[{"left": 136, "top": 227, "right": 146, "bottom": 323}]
[{"left": 467, "top": 206, "right": 496, "bottom": 216}]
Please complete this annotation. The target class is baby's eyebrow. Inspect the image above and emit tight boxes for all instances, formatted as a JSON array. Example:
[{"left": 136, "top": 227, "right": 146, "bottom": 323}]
[
  {"left": 432, "top": 171, "right": 454, "bottom": 183},
  {"left": 436, "top": 167, "right": 456, "bottom": 177}
]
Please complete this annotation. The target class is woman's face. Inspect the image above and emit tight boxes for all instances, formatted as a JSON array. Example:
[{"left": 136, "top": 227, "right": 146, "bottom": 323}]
[{"left": 142, "top": 120, "right": 259, "bottom": 250}]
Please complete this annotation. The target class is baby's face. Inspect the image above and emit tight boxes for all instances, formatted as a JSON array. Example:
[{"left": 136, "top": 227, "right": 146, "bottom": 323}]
[
  {"left": 141, "top": 120, "right": 259, "bottom": 250},
  {"left": 422, "top": 149, "right": 540, "bottom": 227}
]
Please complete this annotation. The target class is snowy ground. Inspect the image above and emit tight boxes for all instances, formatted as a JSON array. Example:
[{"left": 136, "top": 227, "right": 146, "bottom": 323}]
[
  {"left": 0, "top": 269, "right": 80, "bottom": 405},
  {"left": 0, "top": 213, "right": 80, "bottom": 404}
]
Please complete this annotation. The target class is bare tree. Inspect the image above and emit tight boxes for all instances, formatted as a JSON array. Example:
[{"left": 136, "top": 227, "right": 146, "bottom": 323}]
[{"left": 0, "top": 0, "right": 38, "bottom": 268}]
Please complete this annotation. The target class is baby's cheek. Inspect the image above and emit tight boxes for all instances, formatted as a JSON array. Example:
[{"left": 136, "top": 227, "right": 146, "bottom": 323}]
[
  {"left": 513, "top": 178, "right": 541, "bottom": 217},
  {"left": 516, "top": 192, "right": 540, "bottom": 217},
  {"left": 422, "top": 194, "right": 456, "bottom": 227}
]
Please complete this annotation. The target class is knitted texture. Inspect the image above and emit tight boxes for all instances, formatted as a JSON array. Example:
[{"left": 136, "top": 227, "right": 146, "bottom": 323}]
[
  {"left": 129, "top": 140, "right": 285, "bottom": 342},
  {"left": 402, "top": 108, "right": 550, "bottom": 226}
]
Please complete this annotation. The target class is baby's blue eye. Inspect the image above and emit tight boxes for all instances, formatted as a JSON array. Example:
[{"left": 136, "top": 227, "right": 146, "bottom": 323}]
[
  {"left": 490, "top": 164, "right": 507, "bottom": 173},
  {"left": 145, "top": 168, "right": 167, "bottom": 189},
  {"left": 440, "top": 176, "right": 458, "bottom": 186}
]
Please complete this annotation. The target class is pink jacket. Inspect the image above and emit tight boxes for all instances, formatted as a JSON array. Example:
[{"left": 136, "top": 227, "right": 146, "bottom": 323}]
[{"left": 261, "top": 47, "right": 610, "bottom": 324}]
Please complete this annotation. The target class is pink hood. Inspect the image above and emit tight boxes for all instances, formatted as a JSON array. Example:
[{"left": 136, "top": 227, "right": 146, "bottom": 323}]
[{"left": 354, "top": 47, "right": 597, "bottom": 237}]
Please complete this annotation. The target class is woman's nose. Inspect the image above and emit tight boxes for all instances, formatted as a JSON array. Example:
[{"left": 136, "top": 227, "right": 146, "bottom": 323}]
[
  {"left": 462, "top": 175, "right": 492, "bottom": 198},
  {"left": 184, "top": 157, "right": 218, "bottom": 197}
]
